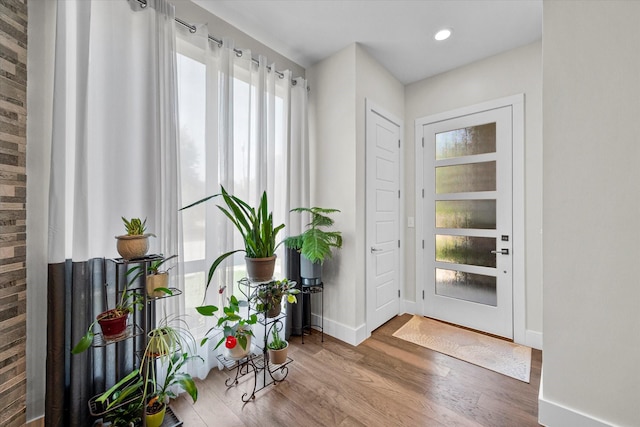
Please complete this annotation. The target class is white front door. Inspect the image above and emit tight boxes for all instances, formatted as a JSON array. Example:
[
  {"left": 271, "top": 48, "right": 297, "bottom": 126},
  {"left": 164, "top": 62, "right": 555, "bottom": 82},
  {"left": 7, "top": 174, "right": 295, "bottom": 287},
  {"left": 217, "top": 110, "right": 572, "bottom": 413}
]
[
  {"left": 419, "top": 105, "right": 513, "bottom": 338},
  {"left": 366, "top": 101, "right": 401, "bottom": 335}
]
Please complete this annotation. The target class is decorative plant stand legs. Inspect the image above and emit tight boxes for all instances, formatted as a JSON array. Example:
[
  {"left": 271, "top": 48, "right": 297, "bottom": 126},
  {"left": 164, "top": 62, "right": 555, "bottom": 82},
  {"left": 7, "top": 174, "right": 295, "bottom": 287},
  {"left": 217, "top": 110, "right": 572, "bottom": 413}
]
[{"left": 217, "top": 278, "right": 294, "bottom": 402}]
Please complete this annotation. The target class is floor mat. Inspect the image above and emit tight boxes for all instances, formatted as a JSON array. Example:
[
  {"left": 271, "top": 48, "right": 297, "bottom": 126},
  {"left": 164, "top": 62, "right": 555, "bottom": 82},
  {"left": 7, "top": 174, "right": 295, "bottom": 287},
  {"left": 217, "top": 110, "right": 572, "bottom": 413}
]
[{"left": 392, "top": 315, "right": 531, "bottom": 382}]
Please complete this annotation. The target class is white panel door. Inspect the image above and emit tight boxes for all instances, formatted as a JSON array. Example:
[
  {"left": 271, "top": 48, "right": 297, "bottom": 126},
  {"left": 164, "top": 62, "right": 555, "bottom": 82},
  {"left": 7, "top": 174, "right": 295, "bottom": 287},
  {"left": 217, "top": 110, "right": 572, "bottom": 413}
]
[
  {"left": 366, "top": 102, "right": 401, "bottom": 334},
  {"left": 421, "top": 106, "right": 513, "bottom": 338}
]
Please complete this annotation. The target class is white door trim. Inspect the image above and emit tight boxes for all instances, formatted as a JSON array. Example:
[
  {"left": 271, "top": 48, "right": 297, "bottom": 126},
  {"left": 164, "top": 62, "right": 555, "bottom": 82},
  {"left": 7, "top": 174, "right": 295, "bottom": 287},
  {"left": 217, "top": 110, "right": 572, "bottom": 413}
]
[
  {"left": 365, "top": 98, "right": 404, "bottom": 338},
  {"left": 414, "top": 94, "right": 526, "bottom": 345}
]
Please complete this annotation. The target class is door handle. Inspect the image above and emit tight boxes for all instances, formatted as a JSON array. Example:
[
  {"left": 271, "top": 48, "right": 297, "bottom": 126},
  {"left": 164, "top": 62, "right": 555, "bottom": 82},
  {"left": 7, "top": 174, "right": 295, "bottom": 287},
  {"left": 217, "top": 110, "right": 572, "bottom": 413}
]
[
  {"left": 371, "top": 247, "right": 383, "bottom": 253},
  {"left": 491, "top": 249, "right": 509, "bottom": 255}
]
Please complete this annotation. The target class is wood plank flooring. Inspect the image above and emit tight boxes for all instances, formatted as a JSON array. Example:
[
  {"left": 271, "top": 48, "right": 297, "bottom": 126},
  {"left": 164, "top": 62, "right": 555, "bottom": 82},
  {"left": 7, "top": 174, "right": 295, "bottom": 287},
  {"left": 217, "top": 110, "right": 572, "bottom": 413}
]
[{"left": 171, "top": 314, "right": 542, "bottom": 426}]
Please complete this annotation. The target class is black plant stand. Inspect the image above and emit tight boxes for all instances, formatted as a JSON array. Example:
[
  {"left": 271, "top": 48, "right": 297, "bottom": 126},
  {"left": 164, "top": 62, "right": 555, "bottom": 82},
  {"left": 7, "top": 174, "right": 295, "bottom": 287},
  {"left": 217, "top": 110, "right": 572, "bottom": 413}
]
[
  {"left": 301, "top": 281, "right": 324, "bottom": 344},
  {"left": 217, "top": 278, "right": 293, "bottom": 402}
]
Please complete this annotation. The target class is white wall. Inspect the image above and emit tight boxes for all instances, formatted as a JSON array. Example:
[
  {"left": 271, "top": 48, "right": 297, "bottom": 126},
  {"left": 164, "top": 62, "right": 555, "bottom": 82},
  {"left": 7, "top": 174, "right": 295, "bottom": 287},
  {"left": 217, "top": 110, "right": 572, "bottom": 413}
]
[
  {"left": 540, "top": 1, "right": 640, "bottom": 426},
  {"left": 307, "top": 44, "right": 404, "bottom": 344},
  {"left": 404, "top": 41, "right": 543, "bottom": 344}
]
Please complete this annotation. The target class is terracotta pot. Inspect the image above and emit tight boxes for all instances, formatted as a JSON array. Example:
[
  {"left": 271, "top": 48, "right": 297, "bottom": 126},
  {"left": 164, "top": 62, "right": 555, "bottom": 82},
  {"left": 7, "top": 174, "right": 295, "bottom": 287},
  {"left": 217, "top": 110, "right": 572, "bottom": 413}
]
[
  {"left": 145, "top": 402, "right": 166, "bottom": 427},
  {"left": 268, "top": 341, "right": 289, "bottom": 365},
  {"left": 245, "top": 255, "right": 276, "bottom": 282},
  {"left": 115, "top": 234, "right": 149, "bottom": 260},
  {"left": 97, "top": 309, "right": 128, "bottom": 339},
  {"left": 146, "top": 273, "right": 169, "bottom": 298}
]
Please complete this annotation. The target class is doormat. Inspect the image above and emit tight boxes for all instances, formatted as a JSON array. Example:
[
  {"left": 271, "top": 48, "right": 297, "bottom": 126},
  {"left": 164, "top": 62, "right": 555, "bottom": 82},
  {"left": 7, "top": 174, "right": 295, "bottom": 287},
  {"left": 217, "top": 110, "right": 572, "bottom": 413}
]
[{"left": 392, "top": 316, "right": 531, "bottom": 383}]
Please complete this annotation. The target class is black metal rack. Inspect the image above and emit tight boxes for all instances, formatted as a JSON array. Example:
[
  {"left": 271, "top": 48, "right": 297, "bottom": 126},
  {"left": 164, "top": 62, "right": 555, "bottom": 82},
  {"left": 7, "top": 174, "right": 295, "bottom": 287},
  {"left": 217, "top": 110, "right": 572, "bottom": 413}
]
[
  {"left": 217, "top": 277, "right": 294, "bottom": 402},
  {"left": 301, "top": 281, "right": 324, "bottom": 344},
  {"left": 89, "top": 255, "right": 183, "bottom": 427}
]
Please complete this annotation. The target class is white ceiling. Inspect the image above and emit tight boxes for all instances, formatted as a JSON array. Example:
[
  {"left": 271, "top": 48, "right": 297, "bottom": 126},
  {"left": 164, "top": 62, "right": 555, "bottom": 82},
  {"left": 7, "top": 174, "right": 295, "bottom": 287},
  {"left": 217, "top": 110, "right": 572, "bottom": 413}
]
[{"left": 192, "top": 0, "right": 542, "bottom": 85}]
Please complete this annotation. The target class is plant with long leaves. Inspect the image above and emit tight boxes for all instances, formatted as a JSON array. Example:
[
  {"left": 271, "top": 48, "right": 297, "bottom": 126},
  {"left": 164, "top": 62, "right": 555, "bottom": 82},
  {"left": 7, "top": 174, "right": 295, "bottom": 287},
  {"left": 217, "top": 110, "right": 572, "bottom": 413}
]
[
  {"left": 284, "top": 207, "right": 343, "bottom": 264},
  {"left": 180, "top": 185, "right": 285, "bottom": 295}
]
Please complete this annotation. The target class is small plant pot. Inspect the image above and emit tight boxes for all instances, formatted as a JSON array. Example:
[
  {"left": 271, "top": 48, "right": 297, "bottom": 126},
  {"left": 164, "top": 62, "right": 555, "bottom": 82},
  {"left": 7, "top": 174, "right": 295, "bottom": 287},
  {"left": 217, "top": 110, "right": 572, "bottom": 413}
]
[
  {"left": 146, "top": 273, "right": 169, "bottom": 298},
  {"left": 266, "top": 297, "right": 282, "bottom": 318},
  {"left": 268, "top": 341, "right": 289, "bottom": 365},
  {"left": 147, "top": 329, "right": 175, "bottom": 357},
  {"left": 97, "top": 309, "right": 128, "bottom": 339},
  {"left": 245, "top": 255, "right": 276, "bottom": 282},
  {"left": 115, "top": 234, "right": 150, "bottom": 260},
  {"left": 145, "top": 400, "right": 166, "bottom": 427},
  {"left": 300, "top": 255, "right": 322, "bottom": 285},
  {"left": 224, "top": 334, "right": 252, "bottom": 360}
]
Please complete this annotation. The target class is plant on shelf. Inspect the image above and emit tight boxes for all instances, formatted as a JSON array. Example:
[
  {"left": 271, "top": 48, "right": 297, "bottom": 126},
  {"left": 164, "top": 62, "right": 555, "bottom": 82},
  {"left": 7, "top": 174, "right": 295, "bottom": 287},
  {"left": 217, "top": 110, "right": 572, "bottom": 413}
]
[
  {"left": 71, "top": 267, "right": 144, "bottom": 354},
  {"left": 145, "top": 254, "right": 178, "bottom": 298},
  {"left": 196, "top": 295, "right": 258, "bottom": 359},
  {"left": 142, "top": 351, "right": 200, "bottom": 427},
  {"left": 267, "top": 325, "right": 289, "bottom": 365},
  {"left": 145, "top": 313, "right": 195, "bottom": 358},
  {"left": 251, "top": 278, "right": 300, "bottom": 318},
  {"left": 180, "top": 185, "right": 285, "bottom": 284},
  {"left": 115, "top": 217, "right": 156, "bottom": 260},
  {"left": 284, "top": 207, "right": 342, "bottom": 284}
]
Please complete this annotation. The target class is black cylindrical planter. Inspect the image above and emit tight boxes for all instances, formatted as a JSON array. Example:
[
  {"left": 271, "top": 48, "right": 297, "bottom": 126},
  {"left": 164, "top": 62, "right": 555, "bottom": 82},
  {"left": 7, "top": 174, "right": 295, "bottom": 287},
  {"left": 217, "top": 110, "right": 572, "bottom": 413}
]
[{"left": 285, "top": 248, "right": 303, "bottom": 338}]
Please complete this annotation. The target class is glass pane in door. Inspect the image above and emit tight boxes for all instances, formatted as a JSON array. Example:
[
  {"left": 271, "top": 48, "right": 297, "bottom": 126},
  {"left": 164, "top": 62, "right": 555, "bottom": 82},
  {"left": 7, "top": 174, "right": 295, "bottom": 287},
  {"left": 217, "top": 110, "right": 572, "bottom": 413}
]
[
  {"left": 436, "top": 161, "right": 496, "bottom": 193},
  {"left": 435, "top": 200, "right": 496, "bottom": 229},
  {"left": 436, "top": 123, "right": 496, "bottom": 159},
  {"left": 435, "top": 235, "right": 496, "bottom": 268},
  {"left": 435, "top": 268, "right": 497, "bottom": 306}
]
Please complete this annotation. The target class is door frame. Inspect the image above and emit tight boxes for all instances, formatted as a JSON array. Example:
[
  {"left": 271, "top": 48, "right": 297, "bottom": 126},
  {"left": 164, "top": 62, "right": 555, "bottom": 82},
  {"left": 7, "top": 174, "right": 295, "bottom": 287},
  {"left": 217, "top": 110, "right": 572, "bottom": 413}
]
[
  {"left": 365, "top": 98, "right": 404, "bottom": 338},
  {"left": 414, "top": 94, "right": 526, "bottom": 344}
]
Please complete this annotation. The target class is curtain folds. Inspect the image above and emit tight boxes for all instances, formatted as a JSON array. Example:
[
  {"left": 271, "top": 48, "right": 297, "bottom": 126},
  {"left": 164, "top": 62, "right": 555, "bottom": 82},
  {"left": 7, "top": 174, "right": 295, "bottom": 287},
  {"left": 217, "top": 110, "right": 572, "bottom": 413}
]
[
  {"left": 45, "top": 1, "right": 180, "bottom": 426},
  {"left": 175, "top": 24, "right": 310, "bottom": 378}
]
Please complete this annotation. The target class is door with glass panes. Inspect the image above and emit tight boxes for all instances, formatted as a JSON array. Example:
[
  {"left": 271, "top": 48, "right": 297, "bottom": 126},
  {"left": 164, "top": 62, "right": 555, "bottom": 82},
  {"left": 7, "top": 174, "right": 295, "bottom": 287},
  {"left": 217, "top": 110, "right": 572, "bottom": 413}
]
[{"left": 421, "top": 106, "right": 513, "bottom": 338}]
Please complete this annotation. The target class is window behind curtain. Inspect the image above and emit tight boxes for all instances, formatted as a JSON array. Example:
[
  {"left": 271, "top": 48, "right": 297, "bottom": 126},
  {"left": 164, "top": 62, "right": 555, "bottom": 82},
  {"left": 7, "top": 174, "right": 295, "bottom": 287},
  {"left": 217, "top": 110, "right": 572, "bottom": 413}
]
[{"left": 176, "top": 44, "right": 287, "bottom": 333}]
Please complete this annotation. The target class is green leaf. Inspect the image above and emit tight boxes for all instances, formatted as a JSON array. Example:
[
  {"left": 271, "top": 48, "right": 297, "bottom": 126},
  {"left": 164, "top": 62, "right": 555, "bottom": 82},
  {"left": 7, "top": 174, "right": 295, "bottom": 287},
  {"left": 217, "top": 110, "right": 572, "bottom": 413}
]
[
  {"left": 195, "top": 305, "right": 219, "bottom": 316},
  {"left": 71, "top": 330, "right": 94, "bottom": 354},
  {"left": 174, "top": 374, "right": 198, "bottom": 403}
]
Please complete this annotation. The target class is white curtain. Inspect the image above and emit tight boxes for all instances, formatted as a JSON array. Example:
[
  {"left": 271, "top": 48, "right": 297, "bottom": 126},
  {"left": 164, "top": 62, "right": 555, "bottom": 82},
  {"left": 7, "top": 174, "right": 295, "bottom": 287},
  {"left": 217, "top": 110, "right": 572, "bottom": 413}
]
[
  {"left": 47, "top": 0, "right": 181, "bottom": 263},
  {"left": 175, "top": 24, "right": 309, "bottom": 378},
  {"left": 37, "top": 1, "right": 182, "bottom": 424}
]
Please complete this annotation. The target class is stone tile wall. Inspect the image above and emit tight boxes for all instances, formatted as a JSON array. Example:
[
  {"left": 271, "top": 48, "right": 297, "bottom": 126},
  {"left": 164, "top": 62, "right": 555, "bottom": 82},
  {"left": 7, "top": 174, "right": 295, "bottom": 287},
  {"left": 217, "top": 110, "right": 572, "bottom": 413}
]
[{"left": 0, "top": 0, "right": 28, "bottom": 426}]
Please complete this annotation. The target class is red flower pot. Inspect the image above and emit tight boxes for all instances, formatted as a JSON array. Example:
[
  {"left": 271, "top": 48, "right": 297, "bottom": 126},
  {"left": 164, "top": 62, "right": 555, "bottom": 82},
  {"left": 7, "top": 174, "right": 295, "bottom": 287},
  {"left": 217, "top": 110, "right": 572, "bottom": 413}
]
[{"left": 97, "top": 309, "right": 129, "bottom": 339}]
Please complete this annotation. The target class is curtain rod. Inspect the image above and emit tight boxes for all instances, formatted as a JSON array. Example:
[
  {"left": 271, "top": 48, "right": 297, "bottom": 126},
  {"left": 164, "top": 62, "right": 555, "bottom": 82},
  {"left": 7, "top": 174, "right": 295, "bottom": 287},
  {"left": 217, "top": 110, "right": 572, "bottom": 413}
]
[{"left": 137, "top": 0, "right": 298, "bottom": 85}]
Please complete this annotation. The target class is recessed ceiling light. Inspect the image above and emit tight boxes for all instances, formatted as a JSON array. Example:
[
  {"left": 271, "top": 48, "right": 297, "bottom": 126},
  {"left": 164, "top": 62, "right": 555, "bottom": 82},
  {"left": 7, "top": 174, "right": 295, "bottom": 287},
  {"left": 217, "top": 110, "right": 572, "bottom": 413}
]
[{"left": 434, "top": 28, "right": 452, "bottom": 41}]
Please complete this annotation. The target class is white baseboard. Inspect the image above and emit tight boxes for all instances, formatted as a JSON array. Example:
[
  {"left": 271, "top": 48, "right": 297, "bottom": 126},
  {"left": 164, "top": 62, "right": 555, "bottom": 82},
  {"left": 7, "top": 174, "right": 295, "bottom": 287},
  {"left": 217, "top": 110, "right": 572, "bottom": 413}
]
[
  {"left": 539, "top": 376, "right": 615, "bottom": 427},
  {"left": 526, "top": 329, "right": 543, "bottom": 350},
  {"left": 401, "top": 299, "right": 420, "bottom": 316},
  {"left": 310, "top": 313, "right": 367, "bottom": 346}
]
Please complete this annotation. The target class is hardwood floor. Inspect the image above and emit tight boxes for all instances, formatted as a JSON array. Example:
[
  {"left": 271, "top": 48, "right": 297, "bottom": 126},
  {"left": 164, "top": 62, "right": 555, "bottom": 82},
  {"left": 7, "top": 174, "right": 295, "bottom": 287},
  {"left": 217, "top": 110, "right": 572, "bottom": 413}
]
[{"left": 171, "top": 314, "right": 542, "bottom": 426}]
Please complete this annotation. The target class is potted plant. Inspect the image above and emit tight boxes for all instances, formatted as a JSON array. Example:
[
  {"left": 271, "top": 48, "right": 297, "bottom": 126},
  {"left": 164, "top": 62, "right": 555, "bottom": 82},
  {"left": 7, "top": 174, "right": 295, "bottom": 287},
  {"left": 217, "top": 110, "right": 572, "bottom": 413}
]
[
  {"left": 251, "top": 278, "right": 300, "bottom": 318},
  {"left": 284, "top": 207, "right": 343, "bottom": 284},
  {"left": 196, "top": 295, "right": 258, "bottom": 359},
  {"left": 143, "top": 352, "right": 199, "bottom": 427},
  {"left": 71, "top": 267, "right": 144, "bottom": 353},
  {"left": 145, "top": 313, "right": 194, "bottom": 358},
  {"left": 115, "top": 217, "right": 156, "bottom": 260},
  {"left": 145, "top": 254, "right": 177, "bottom": 298},
  {"left": 267, "top": 326, "right": 289, "bottom": 365},
  {"left": 181, "top": 185, "right": 285, "bottom": 284}
]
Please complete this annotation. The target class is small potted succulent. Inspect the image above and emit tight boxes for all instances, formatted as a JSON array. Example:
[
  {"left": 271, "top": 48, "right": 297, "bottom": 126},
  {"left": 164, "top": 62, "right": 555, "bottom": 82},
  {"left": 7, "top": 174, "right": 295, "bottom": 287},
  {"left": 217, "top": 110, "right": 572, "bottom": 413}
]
[
  {"left": 115, "top": 217, "right": 156, "bottom": 260},
  {"left": 196, "top": 295, "right": 258, "bottom": 359},
  {"left": 116, "top": 217, "right": 156, "bottom": 261},
  {"left": 267, "top": 325, "right": 289, "bottom": 365},
  {"left": 251, "top": 278, "right": 300, "bottom": 318}
]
